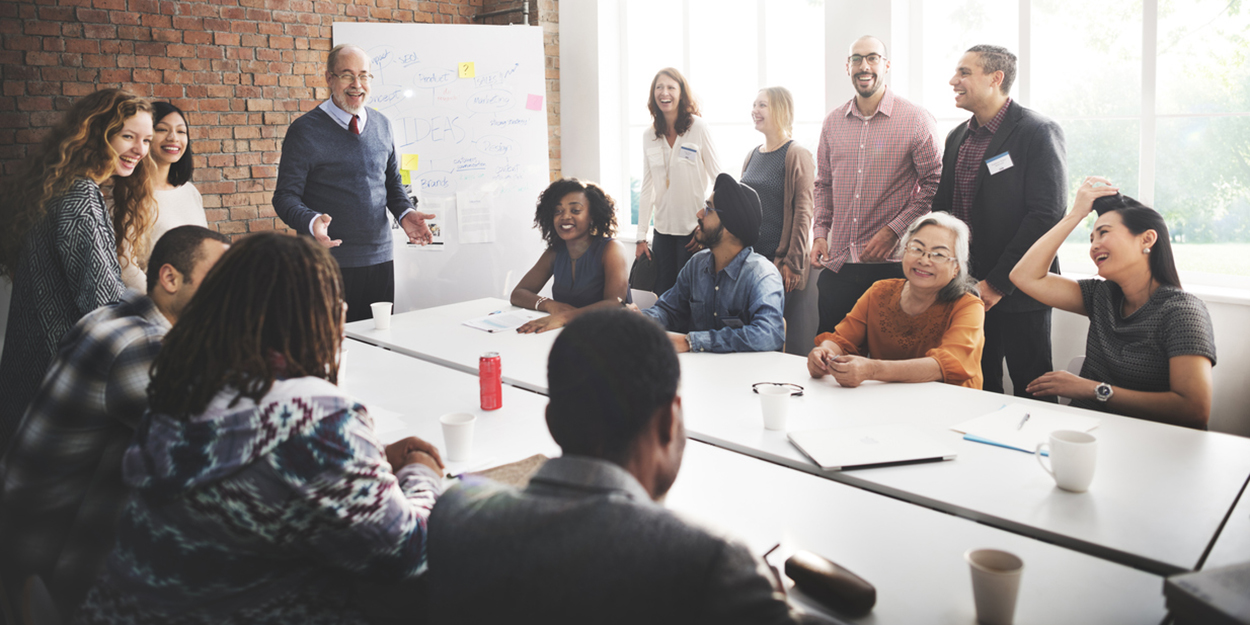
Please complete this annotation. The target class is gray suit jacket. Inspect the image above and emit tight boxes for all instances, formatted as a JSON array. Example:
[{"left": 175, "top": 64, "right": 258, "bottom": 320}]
[
  {"left": 427, "top": 456, "right": 825, "bottom": 625},
  {"left": 932, "top": 100, "right": 1067, "bottom": 313}
]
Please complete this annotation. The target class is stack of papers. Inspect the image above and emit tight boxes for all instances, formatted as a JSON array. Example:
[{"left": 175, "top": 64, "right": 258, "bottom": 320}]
[
  {"left": 951, "top": 404, "right": 1100, "bottom": 454},
  {"left": 462, "top": 310, "right": 545, "bottom": 333}
]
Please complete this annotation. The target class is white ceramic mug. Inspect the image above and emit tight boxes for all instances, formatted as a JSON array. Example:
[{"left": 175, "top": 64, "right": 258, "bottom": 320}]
[
  {"left": 371, "top": 301, "right": 394, "bottom": 330},
  {"left": 758, "top": 385, "right": 791, "bottom": 431},
  {"left": 965, "top": 548, "right": 1024, "bottom": 625},
  {"left": 1035, "top": 430, "right": 1098, "bottom": 493},
  {"left": 440, "top": 412, "right": 476, "bottom": 462}
]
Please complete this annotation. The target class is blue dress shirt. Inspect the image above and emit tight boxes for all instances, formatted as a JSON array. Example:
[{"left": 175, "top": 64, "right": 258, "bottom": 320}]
[{"left": 644, "top": 247, "right": 785, "bottom": 353}]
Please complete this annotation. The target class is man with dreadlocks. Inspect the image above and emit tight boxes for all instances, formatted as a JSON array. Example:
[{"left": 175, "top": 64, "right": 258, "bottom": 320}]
[{"left": 76, "top": 232, "right": 444, "bottom": 625}]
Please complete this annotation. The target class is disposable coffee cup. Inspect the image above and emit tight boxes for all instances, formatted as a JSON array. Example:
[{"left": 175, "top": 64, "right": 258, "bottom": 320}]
[
  {"left": 1035, "top": 430, "right": 1097, "bottom": 493},
  {"left": 965, "top": 548, "right": 1023, "bottom": 625},
  {"left": 440, "top": 412, "right": 476, "bottom": 462},
  {"left": 371, "top": 302, "right": 393, "bottom": 330},
  {"left": 336, "top": 345, "right": 349, "bottom": 389},
  {"left": 758, "top": 385, "right": 791, "bottom": 431}
]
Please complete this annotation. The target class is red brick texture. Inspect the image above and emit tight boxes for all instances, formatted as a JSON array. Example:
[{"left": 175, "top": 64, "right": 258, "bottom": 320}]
[{"left": 0, "top": 0, "right": 561, "bottom": 237}]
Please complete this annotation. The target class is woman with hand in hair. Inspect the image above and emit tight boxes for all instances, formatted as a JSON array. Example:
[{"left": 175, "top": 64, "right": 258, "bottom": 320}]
[
  {"left": 0, "top": 88, "right": 155, "bottom": 447},
  {"left": 637, "top": 67, "right": 723, "bottom": 296},
  {"left": 1010, "top": 176, "right": 1215, "bottom": 429},
  {"left": 77, "top": 232, "right": 445, "bottom": 625}
]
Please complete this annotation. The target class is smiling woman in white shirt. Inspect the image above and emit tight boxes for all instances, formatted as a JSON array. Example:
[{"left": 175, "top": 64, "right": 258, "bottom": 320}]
[{"left": 637, "top": 67, "right": 723, "bottom": 296}]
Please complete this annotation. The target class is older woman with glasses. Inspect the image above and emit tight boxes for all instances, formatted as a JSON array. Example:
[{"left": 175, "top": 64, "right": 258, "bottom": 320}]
[{"left": 807, "top": 212, "right": 985, "bottom": 388}]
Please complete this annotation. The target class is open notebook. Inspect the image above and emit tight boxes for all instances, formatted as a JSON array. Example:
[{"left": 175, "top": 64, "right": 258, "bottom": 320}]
[{"left": 789, "top": 424, "right": 957, "bottom": 471}]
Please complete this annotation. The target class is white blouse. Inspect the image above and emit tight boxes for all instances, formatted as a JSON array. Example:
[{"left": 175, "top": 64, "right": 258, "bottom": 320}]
[
  {"left": 119, "top": 182, "right": 208, "bottom": 292},
  {"left": 638, "top": 116, "right": 724, "bottom": 240}
]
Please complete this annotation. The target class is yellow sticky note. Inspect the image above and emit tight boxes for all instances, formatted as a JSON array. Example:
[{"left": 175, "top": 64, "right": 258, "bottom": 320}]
[
  {"left": 458, "top": 62, "right": 475, "bottom": 78},
  {"left": 402, "top": 154, "right": 419, "bottom": 170},
  {"left": 401, "top": 170, "right": 411, "bottom": 184}
]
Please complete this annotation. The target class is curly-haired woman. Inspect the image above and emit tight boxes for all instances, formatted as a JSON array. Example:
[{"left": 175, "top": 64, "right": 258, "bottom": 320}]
[
  {"left": 510, "top": 178, "right": 630, "bottom": 334},
  {"left": 0, "top": 88, "right": 156, "bottom": 447}
]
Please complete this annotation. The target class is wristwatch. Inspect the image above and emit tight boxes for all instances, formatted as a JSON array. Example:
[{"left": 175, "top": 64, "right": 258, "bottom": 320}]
[{"left": 1094, "top": 382, "right": 1114, "bottom": 402}]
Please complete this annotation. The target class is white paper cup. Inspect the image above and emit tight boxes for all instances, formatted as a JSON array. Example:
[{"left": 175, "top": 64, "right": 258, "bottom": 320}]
[
  {"left": 966, "top": 548, "right": 1023, "bottom": 625},
  {"left": 758, "top": 385, "right": 791, "bottom": 431},
  {"left": 440, "top": 412, "right": 476, "bottom": 462},
  {"left": 1035, "top": 430, "right": 1097, "bottom": 493},
  {"left": 336, "top": 345, "right": 349, "bottom": 389},
  {"left": 371, "top": 301, "right": 393, "bottom": 330}
]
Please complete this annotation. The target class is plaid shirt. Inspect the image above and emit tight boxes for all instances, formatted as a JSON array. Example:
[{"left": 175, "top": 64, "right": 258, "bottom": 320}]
[
  {"left": 0, "top": 291, "right": 169, "bottom": 614},
  {"left": 812, "top": 87, "right": 942, "bottom": 272},
  {"left": 951, "top": 98, "right": 1013, "bottom": 224}
]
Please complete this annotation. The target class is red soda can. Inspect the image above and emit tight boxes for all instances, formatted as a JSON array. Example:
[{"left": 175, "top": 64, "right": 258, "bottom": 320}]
[{"left": 479, "top": 352, "right": 502, "bottom": 410}]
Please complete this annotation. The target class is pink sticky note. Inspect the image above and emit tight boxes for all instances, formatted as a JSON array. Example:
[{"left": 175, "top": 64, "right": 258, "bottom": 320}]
[{"left": 526, "top": 94, "right": 543, "bottom": 111}]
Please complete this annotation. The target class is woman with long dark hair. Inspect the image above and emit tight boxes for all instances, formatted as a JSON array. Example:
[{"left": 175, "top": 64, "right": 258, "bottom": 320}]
[
  {"left": 511, "top": 178, "right": 630, "bottom": 333},
  {"left": 77, "top": 232, "right": 445, "bottom": 624},
  {"left": 120, "top": 101, "right": 209, "bottom": 290},
  {"left": 0, "top": 88, "right": 155, "bottom": 447},
  {"left": 637, "top": 67, "right": 723, "bottom": 296},
  {"left": 1011, "top": 176, "right": 1216, "bottom": 429}
]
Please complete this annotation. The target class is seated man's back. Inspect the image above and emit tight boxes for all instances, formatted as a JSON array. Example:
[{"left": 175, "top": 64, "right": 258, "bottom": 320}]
[{"left": 429, "top": 456, "right": 793, "bottom": 625}]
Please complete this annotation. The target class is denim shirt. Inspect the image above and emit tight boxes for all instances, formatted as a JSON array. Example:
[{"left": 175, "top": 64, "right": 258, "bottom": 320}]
[{"left": 644, "top": 247, "right": 785, "bottom": 353}]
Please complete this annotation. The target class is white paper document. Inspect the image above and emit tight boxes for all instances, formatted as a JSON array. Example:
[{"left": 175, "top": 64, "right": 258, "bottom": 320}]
[
  {"left": 951, "top": 404, "right": 1100, "bottom": 452},
  {"left": 456, "top": 192, "right": 496, "bottom": 244},
  {"left": 462, "top": 309, "right": 546, "bottom": 333}
]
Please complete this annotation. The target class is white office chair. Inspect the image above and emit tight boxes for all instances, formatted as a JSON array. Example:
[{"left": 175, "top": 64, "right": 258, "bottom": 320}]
[
  {"left": 630, "top": 289, "right": 658, "bottom": 310},
  {"left": 1059, "top": 355, "right": 1086, "bottom": 406}
]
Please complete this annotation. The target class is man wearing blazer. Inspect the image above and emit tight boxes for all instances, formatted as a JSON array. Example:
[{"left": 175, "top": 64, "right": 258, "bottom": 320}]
[{"left": 932, "top": 45, "right": 1067, "bottom": 399}]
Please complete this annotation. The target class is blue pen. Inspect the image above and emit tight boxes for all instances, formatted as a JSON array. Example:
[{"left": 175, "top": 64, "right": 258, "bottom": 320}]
[{"left": 963, "top": 433, "right": 1048, "bottom": 457}]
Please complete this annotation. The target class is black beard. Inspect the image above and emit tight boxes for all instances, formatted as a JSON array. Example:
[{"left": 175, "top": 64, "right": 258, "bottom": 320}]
[
  {"left": 854, "top": 74, "right": 881, "bottom": 98},
  {"left": 696, "top": 222, "right": 723, "bottom": 248}
]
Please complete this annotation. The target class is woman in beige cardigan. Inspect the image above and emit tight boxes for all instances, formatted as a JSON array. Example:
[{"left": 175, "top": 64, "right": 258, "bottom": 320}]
[{"left": 741, "top": 87, "right": 815, "bottom": 340}]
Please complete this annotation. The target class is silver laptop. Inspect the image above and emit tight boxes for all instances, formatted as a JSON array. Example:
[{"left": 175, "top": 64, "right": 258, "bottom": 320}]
[{"left": 788, "top": 424, "right": 957, "bottom": 471}]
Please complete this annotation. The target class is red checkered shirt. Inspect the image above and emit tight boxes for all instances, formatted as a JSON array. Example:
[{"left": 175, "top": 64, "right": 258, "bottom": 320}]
[
  {"left": 951, "top": 97, "right": 1012, "bottom": 225},
  {"left": 812, "top": 87, "right": 942, "bottom": 272}
]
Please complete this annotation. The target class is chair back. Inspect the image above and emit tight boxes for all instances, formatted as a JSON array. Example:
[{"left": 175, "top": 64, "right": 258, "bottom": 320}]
[{"left": 1059, "top": 355, "right": 1086, "bottom": 406}]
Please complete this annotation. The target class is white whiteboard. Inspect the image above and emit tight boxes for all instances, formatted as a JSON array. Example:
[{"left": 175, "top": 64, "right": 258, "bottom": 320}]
[{"left": 333, "top": 23, "right": 550, "bottom": 312}]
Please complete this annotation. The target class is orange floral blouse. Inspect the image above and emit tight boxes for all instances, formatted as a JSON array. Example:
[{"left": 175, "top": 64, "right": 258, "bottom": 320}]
[{"left": 814, "top": 279, "right": 986, "bottom": 388}]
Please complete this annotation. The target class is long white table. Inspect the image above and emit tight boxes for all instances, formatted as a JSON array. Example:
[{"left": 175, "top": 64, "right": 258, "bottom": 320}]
[
  {"left": 342, "top": 339, "right": 559, "bottom": 469},
  {"left": 667, "top": 441, "right": 1167, "bottom": 624},
  {"left": 676, "top": 350, "right": 1250, "bottom": 576},
  {"left": 1201, "top": 473, "right": 1250, "bottom": 570},
  {"left": 344, "top": 340, "right": 1169, "bottom": 623},
  {"left": 346, "top": 299, "right": 1250, "bottom": 576},
  {"left": 347, "top": 298, "right": 557, "bottom": 394}
]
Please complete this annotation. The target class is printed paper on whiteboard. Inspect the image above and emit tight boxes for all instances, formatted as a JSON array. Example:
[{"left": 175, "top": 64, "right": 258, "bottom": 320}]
[{"left": 456, "top": 191, "right": 496, "bottom": 244}]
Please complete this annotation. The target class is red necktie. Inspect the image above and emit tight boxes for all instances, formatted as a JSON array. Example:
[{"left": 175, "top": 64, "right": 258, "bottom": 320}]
[{"left": 349, "top": 115, "right": 360, "bottom": 135}]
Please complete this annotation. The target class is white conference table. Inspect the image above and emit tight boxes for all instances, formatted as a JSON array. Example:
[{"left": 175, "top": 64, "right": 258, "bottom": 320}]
[
  {"left": 347, "top": 298, "right": 1250, "bottom": 576},
  {"left": 344, "top": 340, "right": 1168, "bottom": 624},
  {"left": 668, "top": 441, "right": 1167, "bottom": 624},
  {"left": 342, "top": 339, "right": 560, "bottom": 470},
  {"left": 676, "top": 349, "right": 1250, "bottom": 577},
  {"left": 1200, "top": 474, "right": 1250, "bottom": 570},
  {"left": 347, "top": 298, "right": 557, "bottom": 394}
]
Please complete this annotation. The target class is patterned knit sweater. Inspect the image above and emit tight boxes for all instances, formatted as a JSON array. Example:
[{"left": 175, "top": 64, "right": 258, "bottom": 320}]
[{"left": 75, "top": 377, "right": 441, "bottom": 624}]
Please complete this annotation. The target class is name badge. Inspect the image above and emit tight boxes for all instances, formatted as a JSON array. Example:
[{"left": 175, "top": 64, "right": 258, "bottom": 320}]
[
  {"left": 986, "top": 151, "right": 1013, "bottom": 175},
  {"left": 678, "top": 145, "right": 698, "bottom": 162}
]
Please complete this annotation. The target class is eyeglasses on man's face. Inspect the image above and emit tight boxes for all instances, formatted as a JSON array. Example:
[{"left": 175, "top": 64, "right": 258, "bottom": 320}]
[
  {"left": 848, "top": 54, "right": 885, "bottom": 66},
  {"left": 334, "top": 72, "right": 373, "bottom": 85}
]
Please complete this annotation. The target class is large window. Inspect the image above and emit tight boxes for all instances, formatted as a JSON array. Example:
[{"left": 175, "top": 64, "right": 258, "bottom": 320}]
[
  {"left": 621, "top": 0, "right": 825, "bottom": 228},
  {"left": 914, "top": 0, "right": 1250, "bottom": 281}
]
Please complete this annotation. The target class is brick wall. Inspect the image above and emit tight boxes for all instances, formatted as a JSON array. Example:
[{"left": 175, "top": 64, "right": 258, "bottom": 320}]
[{"left": 0, "top": 0, "right": 561, "bottom": 237}]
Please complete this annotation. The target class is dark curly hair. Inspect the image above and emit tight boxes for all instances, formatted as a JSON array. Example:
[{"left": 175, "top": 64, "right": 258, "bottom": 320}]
[{"left": 533, "top": 178, "right": 618, "bottom": 249}]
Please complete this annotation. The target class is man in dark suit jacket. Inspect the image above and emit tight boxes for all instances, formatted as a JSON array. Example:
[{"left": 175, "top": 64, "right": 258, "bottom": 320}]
[
  {"left": 426, "top": 309, "right": 829, "bottom": 624},
  {"left": 932, "top": 44, "right": 1067, "bottom": 399}
]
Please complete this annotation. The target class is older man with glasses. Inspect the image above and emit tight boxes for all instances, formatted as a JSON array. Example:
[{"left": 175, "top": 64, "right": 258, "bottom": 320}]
[
  {"left": 274, "top": 43, "right": 436, "bottom": 321},
  {"left": 809, "top": 35, "right": 943, "bottom": 338}
]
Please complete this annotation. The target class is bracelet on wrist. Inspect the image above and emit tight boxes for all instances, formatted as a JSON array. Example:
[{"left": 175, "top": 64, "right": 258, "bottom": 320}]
[{"left": 535, "top": 296, "right": 548, "bottom": 312}]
